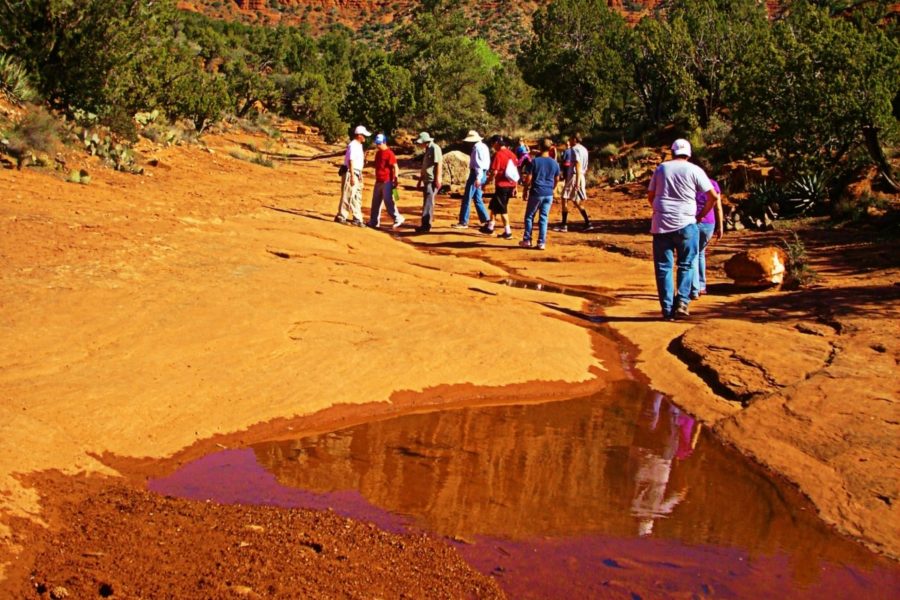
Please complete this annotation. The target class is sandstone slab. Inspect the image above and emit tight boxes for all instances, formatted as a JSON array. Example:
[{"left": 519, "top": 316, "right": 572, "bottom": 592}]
[{"left": 675, "top": 319, "right": 833, "bottom": 403}]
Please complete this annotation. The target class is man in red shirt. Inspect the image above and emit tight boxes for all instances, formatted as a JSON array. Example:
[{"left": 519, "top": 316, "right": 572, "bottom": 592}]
[
  {"left": 368, "top": 133, "right": 404, "bottom": 229},
  {"left": 482, "top": 135, "right": 518, "bottom": 240}
]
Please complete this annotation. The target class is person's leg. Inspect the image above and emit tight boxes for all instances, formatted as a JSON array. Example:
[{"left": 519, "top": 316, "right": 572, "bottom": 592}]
[
  {"left": 349, "top": 172, "right": 364, "bottom": 224},
  {"left": 694, "top": 222, "right": 714, "bottom": 294},
  {"left": 497, "top": 188, "right": 512, "bottom": 237},
  {"left": 381, "top": 181, "right": 401, "bottom": 224},
  {"left": 522, "top": 195, "right": 539, "bottom": 243},
  {"left": 537, "top": 196, "right": 553, "bottom": 247},
  {"left": 674, "top": 224, "right": 699, "bottom": 311},
  {"left": 575, "top": 173, "right": 590, "bottom": 226},
  {"left": 473, "top": 173, "right": 490, "bottom": 224},
  {"left": 336, "top": 171, "right": 351, "bottom": 221},
  {"left": 420, "top": 182, "right": 436, "bottom": 231},
  {"left": 652, "top": 232, "right": 676, "bottom": 318},
  {"left": 459, "top": 171, "right": 475, "bottom": 225},
  {"left": 369, "top": 181, "right": 385, "bottom": 227}
]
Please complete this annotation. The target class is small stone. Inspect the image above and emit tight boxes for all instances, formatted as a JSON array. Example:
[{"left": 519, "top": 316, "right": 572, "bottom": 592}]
[{"left": 50, "top": 586, "right": 69, "bottom": 599}]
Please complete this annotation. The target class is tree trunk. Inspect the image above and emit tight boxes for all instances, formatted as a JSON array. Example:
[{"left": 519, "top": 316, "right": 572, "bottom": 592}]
[{"left": 863, "top": 125, "right": 900, "bottom": 193}]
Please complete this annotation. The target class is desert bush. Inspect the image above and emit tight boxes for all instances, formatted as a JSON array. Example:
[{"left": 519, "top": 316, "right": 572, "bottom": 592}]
[
  {"left": 0, "top": 54, "right": 37, "bottom": 104},
  {"left": 4, "top": 108, "right": 58, "bottom": 163},
  {"left": 599, "top": 143, "right": 619, "bottom": 161},
  {"left": 628, "top": 147, "right": 654, "bottom": 162},
  {"left": 781, "top": 232, "right": 819, "bottom": 289},
  {"left": 702, "top": 114, "right": 732, "bottom": 146}
]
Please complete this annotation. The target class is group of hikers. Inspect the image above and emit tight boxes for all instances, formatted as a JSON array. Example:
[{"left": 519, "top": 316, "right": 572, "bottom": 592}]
[
  {"left": 335, "top": 127, "right": 723, "bottom": 321},
  {"left": 334, "top": 126, "right": 592, "bottom": 250}
]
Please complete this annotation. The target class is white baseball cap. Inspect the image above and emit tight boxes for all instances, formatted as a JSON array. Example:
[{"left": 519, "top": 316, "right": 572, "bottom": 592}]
[
  {"left": 354, "top": 125, "right": 372, "bottom": 137},
  {"left": 671, "top": 138, "right": 692, "bottom": 157}
]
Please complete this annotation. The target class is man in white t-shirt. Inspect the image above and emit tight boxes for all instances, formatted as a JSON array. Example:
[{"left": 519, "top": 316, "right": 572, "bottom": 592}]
[
  {"left": 647, "top": 139, "right": 720, "bottom": 320},
  {"left": 553, "top": 132, "right": 591, "bottom": 232},
  {"left": 335, "top": 125, "right": 371, "bottom": 226}
]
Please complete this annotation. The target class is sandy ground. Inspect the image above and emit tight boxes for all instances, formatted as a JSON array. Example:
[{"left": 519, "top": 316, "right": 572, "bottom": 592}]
[{"left": 1, "top": 125, "right": 897, "bottom": 592}]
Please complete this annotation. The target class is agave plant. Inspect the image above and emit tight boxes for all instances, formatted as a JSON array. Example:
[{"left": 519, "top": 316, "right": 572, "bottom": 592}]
[
  {"left": 0, "top": 54, "right": 37, "bottom": 104},
  {"left": 744, "top": 180, "right": 784, "bottom": 221},
  {"left": 783, "top": 172, "right": 829, "bottom": 216}
]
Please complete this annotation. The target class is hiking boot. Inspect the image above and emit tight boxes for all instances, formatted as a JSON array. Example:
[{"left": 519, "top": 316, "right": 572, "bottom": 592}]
[
  {"left": 551, "top": 225, "right": 568, "bottom": 232},
  {"left": 519, "top": 240, "right": 532, "bottom": 248},
  {"left": 537, "top": 242, "right": 546, "bottom": 250},
  {"left": 479, "top": 224, "right": 494, "bottom": 234},
  {"left": 450, "top": 223, "right": 468, "bottom": 229},
  {"left": 414, "top": 226, "right": 430, "bottom": 234},
  {"left": 367, "top": 221, "right": 380, "bottom": 229},
  {"left": 334, "top": 215, "right": 347, "bottom": 224},
  {"left": 350, "top": 219, "right": 365, "bottom": 227},
  {"left": 673, "top": 305, "right": 690, "bottom": 320},
  {"left": 392, "top": 217, "right": 405, "bottom": 229},
  {"left": 497, "top": 231, "right": 513, "bottom": 240}
]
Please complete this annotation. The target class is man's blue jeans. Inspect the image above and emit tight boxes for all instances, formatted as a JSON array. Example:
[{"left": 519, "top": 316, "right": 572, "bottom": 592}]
[
  {"left": 652, "top": 223, "right": 699, "bottom": 317},
  {"left": 523, "top": 195, "right": 554, "bottom": 245},
  {"left": 692, "top": 222, "right": 715, "bottom": 295},
  {"left": 459, "top": 170, "right": 489, "bottom": 225}
]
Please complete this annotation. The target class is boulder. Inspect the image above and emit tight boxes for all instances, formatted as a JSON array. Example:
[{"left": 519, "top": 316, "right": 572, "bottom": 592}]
[
  {"left": 724, "top": 246, "right": 787, "bottom": 287},
  {"left": 441, "top": 150, "right": 470, "bottom": 192}
]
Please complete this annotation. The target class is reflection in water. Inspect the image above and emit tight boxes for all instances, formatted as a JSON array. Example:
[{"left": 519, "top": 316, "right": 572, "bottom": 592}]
[
  {"left": 151, "top": 382, "right": 899, "bottom": 597},
  {"left": 630, "top": 394, "right": 701, "bottom": 537}
]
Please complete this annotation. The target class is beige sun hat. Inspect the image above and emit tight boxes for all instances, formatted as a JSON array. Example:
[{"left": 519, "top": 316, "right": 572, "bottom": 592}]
[{"left": 463, "top": 130, "right": 482, "bottom": 143}]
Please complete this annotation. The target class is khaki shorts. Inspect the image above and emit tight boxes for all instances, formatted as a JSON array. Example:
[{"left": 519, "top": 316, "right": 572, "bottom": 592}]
[{"left": 563, "top": 172, "right": 586, "bottom": 202}]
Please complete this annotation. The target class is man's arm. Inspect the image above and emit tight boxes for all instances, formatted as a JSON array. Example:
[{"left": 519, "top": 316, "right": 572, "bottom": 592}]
[
  {"left": 697, "top": 187, "right": 721, "bottom": 221},
  {"left": 435, "top": 161, "right": 442, "bottom": 189},
  {"left": 647, "top": 189, "right": 656, "bottom": 207}
]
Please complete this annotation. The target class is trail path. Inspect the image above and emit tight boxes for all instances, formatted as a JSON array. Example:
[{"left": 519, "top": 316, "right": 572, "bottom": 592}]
[{"left": 1, "top": 127, "right": 897, "bottom": 589}]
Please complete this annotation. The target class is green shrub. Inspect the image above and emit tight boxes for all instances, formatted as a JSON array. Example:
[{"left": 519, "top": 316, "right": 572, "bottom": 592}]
[
  {"left": 599, "top": 143, "right": 619, "bottom": 159},
  {"left": 5, "top": 108, "right": 58, "bottom": 162},
  {"left": 702, "top": 114, "right": 732, "bottom": 146},
  {"left": 782, "top": 232, "right": 819, "bottom": 289}
]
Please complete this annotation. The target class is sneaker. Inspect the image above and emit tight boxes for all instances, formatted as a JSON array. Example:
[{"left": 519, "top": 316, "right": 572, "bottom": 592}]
[
  {"left": 479, "top": 224, "right": 494, "bottom": 234},
  {"left": 391, "top": 217, "right": 405, "bottom": 229},
  {"left": 367, "top": 221, "right": 380, "bottom": 229},
  {"left": 537, "top": 243, "right": 546, "bottom": 250},
  {"left": 450, "top": 223, "right": 468, "bottom": 229},
  {"left": 497, "top": 231, "right": 513, "bottom": 240},
  {"left": 551, "top": 225, "right": 568, "bottom": 232},
  {"left": 689, "top": 291, "right": 700, "bottom": 301},
  {"left": 519, "top": 240, "right": 532, "bottom": 248},
  {"left": 334, "top": 215, "right": 347, "bottom": 224},
  {"left": 414, "top": 226, "right": 430, "bottom": 234},
  {"left": 673, "top": 305, "right": 690, "bottom": 320},
  {"left": 350, "top": 219, "right": 365, "bottom": 227}
]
